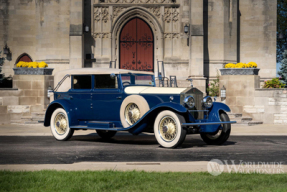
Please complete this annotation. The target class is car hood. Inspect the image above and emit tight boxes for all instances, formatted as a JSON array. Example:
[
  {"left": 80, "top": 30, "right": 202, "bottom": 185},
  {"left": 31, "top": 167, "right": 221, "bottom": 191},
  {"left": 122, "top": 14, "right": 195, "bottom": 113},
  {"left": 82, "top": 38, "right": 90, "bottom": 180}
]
[{"left": 124, "top": 86, "right": 187, "bottom": 95}]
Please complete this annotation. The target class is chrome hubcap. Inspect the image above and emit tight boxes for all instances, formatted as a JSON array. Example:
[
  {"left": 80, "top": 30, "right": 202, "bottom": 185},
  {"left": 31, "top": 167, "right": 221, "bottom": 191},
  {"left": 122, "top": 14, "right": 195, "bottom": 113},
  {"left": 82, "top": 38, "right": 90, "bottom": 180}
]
[
  {"left": 125, "top": 103, "right": 140, "bottom": 126},
  {"left": 54, "top": 112, "right": 68, "bottom": 135},
  {"left": 159, "top": 116, "right": 178, "bottom": 142}
]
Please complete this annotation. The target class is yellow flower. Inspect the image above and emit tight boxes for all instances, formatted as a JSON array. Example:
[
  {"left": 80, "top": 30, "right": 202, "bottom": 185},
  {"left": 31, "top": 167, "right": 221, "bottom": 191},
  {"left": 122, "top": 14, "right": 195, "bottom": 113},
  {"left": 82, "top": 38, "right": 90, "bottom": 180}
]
[
  {"left": 28, "top": 62, "right": 38, "bottom": 68},
  {"left": 235, "top": 63, "right": 245, "bottom": 68},
  {"left": 248, "top": 61, "right": 257, "bottom": 68},
  {"left": 22, "top": 62, "right": 29, "bottom": 68},
  {"left": 225, "top": 63, "right": 235, "bottom": 68},
  {"left": 16, "top": 61, "right": 26, "bottom": 67},
  {"left": 38, "top": 61, "right": 48, "bottom": 68}
]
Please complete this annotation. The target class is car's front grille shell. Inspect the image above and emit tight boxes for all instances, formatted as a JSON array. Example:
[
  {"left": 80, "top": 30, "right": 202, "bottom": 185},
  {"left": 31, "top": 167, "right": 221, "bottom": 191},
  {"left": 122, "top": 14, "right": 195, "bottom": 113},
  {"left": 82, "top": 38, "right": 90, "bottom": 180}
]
[{"left": 180, "top": 88, "right": 204, "bottom": 119}]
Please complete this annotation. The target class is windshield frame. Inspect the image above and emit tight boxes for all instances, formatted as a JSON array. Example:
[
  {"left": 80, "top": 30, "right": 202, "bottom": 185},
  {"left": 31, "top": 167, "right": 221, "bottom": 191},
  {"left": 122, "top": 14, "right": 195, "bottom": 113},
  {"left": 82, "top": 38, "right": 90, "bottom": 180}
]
[{"left": 119, "top": 73, "right": 156, "bottom": 88}]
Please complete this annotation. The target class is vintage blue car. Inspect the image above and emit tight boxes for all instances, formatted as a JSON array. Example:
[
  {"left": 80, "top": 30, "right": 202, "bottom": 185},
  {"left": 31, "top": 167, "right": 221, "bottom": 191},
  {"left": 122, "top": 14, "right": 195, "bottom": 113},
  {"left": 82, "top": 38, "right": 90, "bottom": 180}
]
[{"left": 44, "top": 68, "right": 236, "bottom": 148}]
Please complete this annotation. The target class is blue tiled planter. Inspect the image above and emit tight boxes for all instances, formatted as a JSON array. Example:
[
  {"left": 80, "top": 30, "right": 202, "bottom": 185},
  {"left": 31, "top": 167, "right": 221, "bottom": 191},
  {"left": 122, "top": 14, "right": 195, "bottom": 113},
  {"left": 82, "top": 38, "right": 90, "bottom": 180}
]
[
  {"left": 13, "top": 68, "right": 53, "bottom": 75},
  {"left": 220, "top": 68, "right": 260, "bottom": 75}
]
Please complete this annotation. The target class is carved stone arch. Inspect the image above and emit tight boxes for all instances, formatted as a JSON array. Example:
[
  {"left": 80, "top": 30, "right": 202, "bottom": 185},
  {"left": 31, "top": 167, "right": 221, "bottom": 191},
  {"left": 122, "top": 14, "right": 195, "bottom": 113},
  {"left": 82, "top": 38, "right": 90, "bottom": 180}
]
[
  {"left": 112, "top": 6, "right": 163, "bottom": 34},
  {"left": 111, "top": 6, "right": 164, "bottom": 75},
  {"left": 15, "top": 53, "right": 33, "bottom": 65}
]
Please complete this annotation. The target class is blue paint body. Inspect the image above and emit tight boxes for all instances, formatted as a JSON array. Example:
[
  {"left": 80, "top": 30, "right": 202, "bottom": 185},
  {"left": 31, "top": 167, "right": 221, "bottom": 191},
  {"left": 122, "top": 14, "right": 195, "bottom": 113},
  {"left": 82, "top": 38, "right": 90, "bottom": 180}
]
[{"left": 44, "top": 73, "right": 234, "bottom": 134}]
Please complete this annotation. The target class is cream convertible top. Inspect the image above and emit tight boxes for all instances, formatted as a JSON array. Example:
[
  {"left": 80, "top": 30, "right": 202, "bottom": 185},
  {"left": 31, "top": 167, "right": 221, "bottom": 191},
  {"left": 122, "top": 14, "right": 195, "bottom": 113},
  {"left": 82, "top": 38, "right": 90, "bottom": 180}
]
[{"left": 54, "top": 68, "right": 154, "bottom": 92}]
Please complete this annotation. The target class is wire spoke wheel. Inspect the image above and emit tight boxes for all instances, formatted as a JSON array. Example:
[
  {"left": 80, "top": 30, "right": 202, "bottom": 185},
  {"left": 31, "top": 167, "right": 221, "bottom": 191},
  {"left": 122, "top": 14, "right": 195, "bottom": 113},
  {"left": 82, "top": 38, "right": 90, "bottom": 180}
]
[
  {"left": 159, "top": 116, "right": 178, "bottom": 142},
  {"left": 54, "top": 112, "right": 68, "bottom": 135},
  {"left": 124, "top": 103, "right": 141, "bottom": 126}
]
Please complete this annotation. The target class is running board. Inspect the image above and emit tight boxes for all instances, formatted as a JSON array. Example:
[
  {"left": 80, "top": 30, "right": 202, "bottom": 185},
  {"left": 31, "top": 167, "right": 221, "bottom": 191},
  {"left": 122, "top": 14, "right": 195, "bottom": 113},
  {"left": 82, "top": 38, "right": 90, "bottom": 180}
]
[
  {"left": 70, "top": 125, "right": 128, "bottom": 131},
  {"left": 182, "top": 121, "right": 237, "bottom": 126}
]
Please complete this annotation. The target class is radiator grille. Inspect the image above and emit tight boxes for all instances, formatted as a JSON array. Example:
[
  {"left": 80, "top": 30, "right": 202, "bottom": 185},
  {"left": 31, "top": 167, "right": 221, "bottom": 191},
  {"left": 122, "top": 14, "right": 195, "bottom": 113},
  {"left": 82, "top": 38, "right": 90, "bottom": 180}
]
[{"left": 180, "top": 88, "right": 204, "bottom": 119}]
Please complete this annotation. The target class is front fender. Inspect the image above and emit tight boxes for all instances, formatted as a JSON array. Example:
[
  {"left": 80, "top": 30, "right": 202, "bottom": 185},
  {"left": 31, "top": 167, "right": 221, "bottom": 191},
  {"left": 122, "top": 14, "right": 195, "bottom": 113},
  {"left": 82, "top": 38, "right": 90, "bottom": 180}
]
[
  {"left": 128, "top": 102, "right": 188, "bottom": 135},
  {"left": 200, "top": 102, "right": 231, "bottom": 133},
  {"left": 44, "top": 100, "right": 77, "bottom": 127}
]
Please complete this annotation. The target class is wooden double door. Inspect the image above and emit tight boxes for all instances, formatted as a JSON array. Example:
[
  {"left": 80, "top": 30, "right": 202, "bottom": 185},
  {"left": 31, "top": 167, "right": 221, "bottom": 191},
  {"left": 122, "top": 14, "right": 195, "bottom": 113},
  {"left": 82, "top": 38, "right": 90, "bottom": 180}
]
[{"left": 119, "top": 18, "right": 154, "bottom": 72}]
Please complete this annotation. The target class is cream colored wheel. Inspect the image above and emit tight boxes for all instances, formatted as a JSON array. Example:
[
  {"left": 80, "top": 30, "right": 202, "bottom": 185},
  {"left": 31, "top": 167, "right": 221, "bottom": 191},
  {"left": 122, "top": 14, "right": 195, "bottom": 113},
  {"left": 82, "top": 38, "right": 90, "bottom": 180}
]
[
  {"left": 124, "top": 103, "right": 141, "bottom": 126},
  {"left": 154, "top": 110, "right": 186, "bottom": 148},
  {"left": 120, "top": 95, "right": 150, "bottom": 128},
  {"left": 50, "top": 108, "right": 74, "bottom": 141},
  {"left": 158, "top": 116, "right": 178, "bottom": 142}
]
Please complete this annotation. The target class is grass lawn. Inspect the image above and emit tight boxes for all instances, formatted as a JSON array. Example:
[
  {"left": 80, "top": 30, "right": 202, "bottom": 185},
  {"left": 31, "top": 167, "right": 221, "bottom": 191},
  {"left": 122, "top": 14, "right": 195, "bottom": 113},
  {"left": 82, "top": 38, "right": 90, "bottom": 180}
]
[{"left": 0, "top": 171, "right": 286, "bottom": 192}]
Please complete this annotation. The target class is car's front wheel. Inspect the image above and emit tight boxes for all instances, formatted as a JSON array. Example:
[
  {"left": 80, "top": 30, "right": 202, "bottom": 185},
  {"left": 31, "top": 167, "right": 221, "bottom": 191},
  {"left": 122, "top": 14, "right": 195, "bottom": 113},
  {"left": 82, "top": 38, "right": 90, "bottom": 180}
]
[
  {"left": 50, "top": 108, "right": 74, "bottom": 141},
  {"left": 96, "top": 130, "right": 117, "bottom": 139},
  {"left": 200, "top": 112, "right": 231, "bottom": 145},
  {"left": 154, "top": 110, "right": 187, "bottom": 148}
]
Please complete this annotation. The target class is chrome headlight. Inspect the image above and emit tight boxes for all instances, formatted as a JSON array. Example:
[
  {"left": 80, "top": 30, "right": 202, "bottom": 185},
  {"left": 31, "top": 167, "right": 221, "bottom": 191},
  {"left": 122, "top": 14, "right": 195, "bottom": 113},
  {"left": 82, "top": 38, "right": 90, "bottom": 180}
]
[
  {"left": 183, "top": 96, "right": 195, "bottom": 109},
  {"left": 202, "top": 96, "right": 213, "bottom": 108}
]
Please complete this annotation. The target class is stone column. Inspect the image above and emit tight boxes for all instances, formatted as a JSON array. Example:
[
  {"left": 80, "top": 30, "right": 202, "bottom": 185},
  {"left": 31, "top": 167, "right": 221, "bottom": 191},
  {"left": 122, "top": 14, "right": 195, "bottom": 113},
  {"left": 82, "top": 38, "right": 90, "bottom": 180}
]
[
  {"left": 69, "top": 0, "right": 84, "bottom": 69},
  {"left": 220, "top": 74, "right": 260, "bottom": 114},
  {"left": 189, "top": 0, "right": 206, "bottom": 93}
]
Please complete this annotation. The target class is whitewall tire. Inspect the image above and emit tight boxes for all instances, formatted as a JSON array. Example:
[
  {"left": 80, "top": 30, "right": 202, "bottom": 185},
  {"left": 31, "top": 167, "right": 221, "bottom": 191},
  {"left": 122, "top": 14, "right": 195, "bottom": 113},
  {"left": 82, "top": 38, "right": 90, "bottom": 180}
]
[
  {"left": 120, "top": 95, "right": 150, "bottom": 128},
  {"left": 154, "top": 110, "right": 187, "bottom": 148},
  {"left": 50, "top": 108, "right": 74, "bottom": 141}
]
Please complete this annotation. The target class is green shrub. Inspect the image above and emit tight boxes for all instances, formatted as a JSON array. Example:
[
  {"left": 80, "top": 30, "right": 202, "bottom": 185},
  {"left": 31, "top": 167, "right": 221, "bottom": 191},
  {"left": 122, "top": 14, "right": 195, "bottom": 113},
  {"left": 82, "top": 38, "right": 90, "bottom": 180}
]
[
  {"left": 207, "top": 74, "right": 219, "bottom": 96},
  {"left": 263, "top": 78, "right": 286, "bottom": 88}
]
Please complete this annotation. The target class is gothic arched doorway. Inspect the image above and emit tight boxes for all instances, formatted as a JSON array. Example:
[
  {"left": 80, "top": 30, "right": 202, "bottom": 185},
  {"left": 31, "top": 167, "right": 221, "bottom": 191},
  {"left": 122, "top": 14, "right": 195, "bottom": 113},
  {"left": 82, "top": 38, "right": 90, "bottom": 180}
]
[
  {"left": 119, "top": 18, "right": 154, "bottom": 72},
  {"left": 15, "top": 53, "right": 32, "bottom": 64}
]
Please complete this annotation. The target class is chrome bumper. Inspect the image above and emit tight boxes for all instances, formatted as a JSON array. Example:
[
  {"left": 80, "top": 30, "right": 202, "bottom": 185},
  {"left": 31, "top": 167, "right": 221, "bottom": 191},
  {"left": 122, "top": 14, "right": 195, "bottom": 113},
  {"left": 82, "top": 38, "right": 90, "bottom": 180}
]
[{"left": 182, "top": 121, "right": 237, "bottom": 126}]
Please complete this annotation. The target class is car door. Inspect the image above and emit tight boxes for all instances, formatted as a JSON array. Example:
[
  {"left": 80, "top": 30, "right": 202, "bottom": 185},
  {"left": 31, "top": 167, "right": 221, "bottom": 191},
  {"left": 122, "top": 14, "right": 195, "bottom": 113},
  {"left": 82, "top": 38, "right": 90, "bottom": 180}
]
[
  {"left": 92, "top": 74, "right": 123, "bottom": 121},
  {"left": 68, "top": 75, "right": 93, "bottom": 121}
]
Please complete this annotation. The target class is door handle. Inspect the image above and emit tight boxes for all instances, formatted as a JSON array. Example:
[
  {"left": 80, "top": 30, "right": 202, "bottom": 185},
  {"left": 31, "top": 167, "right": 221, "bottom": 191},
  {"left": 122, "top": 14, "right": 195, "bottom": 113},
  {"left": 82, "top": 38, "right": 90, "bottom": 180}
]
[
  {"left": 69, "top": 96, "right": 73, "bottom": 100},
  {"left": 116, "top": 96, "right": 122, "bottom": 100}
]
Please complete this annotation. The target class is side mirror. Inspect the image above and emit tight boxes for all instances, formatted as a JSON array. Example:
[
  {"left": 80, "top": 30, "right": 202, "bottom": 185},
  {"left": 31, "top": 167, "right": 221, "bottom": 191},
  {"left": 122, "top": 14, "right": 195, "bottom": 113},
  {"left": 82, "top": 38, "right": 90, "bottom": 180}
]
[{"left": 110, "top": 73, "right": 116, "bottom": 79}]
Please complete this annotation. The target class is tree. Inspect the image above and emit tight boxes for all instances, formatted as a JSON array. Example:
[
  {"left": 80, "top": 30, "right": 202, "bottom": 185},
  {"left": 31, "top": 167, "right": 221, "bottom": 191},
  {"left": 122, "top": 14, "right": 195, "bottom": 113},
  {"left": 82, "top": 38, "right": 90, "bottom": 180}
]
[
  {"left": 278, "top": 50, "right": 287, "bottom": 85},
  {"left": 277, "top": 0, "right": 287, "bottom": 62}
]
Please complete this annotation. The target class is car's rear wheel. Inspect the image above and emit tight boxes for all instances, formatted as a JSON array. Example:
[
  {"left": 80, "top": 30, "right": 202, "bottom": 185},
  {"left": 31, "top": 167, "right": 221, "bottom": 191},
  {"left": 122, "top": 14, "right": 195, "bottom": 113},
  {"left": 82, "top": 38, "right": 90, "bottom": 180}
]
[
  {"left": 154, "top": 110, "right": 187, "bottom": 148},
  {"left": 200, "top": 112, "right": 231, "bottom": 145},
  {"left": 96, "top": 130, "right": 117, "bottom": 139},
  {"left": 50, "top": 108, "right": 74, "bottom": 141}
]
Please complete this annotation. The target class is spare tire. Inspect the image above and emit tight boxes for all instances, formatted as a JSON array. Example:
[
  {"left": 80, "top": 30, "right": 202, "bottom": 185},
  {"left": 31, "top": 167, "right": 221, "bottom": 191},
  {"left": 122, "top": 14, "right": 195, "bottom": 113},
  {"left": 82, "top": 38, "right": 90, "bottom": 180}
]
[{"left": 120, "top": 95, "right": 150, "bottom": 128}]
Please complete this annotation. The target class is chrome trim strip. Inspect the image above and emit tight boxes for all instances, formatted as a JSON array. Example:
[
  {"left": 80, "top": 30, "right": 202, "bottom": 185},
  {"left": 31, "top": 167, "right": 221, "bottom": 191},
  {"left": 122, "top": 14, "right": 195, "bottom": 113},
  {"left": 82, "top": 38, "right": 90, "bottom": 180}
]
[{"left": 182, "top": 121, "right": 237, "bottom": 126}]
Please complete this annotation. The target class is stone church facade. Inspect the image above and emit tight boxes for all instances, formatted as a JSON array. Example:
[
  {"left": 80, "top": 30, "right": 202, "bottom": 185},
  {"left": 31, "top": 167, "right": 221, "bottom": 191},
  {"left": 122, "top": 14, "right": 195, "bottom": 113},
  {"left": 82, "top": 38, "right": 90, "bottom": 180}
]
[{"left": 0, "top": 0, "right": 277, "bottom": 93}]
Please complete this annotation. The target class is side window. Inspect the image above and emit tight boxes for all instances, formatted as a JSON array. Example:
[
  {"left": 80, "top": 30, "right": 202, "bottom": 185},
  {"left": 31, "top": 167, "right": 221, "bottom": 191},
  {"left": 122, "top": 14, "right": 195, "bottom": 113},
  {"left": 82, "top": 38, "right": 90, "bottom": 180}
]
[
  {"left": 73, "top": 75, "right": 92, "bottom": 89},
  {"left": 95, "top": 75, "right": 118, "bottom": 89}
]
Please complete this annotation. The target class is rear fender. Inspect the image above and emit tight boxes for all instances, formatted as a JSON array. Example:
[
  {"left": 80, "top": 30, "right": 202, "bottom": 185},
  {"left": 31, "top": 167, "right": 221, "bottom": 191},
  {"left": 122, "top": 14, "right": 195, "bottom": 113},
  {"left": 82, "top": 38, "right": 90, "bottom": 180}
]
[{"left": 44, "top": 100, "right": 76, "bottom": 127}]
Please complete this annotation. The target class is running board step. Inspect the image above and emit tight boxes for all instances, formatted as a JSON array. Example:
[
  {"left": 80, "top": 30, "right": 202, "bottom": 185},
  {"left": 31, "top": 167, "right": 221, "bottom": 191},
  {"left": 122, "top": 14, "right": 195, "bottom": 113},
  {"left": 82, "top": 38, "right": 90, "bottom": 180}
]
[{"left": 70, "top": 125, "right": 126, "bottom": 131}]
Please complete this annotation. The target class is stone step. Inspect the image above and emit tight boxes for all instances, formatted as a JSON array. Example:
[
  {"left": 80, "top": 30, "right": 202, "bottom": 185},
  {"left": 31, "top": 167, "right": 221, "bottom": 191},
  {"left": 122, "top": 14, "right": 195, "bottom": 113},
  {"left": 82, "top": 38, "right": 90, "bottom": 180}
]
[
  {"left": 248, "top": 121, "right": 264, "bottom": 126},
  {"left": 21, "top": 116, "right": 33, "bottom": 120},
  {"left": 241, "top": 117, "right": 253, "bottom": 122},
  {"left": 10, "top": 120, "right": 23, "bottom": 124},
  {"left": 227, "top": 113, "right": 243, "bottom": 119},
  {"left": 24, "top": 121, "right": 42, "bottom": 125},
  {"left": 233, "top": 120, "right": 263, "bottom": 126},
  {"left": 31, "top": 112, "right": 45, "bottom": 117}
]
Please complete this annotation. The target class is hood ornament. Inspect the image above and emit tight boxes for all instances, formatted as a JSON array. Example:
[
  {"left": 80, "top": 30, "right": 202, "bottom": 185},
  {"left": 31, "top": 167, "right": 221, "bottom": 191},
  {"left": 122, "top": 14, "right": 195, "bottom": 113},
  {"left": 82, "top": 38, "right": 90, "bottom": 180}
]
[{"left": 186, "top": 76, "right": 193, "bottom": 88}]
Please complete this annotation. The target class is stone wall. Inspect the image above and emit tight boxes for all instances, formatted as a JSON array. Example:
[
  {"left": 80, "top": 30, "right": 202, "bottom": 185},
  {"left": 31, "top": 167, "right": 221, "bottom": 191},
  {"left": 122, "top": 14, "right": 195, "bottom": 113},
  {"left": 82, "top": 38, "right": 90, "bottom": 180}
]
[
  {"left": 239, "top": 0, "right": 277, "bottom": 80},
  {"left": 0, "top": 0, "right": 83, "bottom": 76},
  {"left": 243, "top": 89, "right": 287, "bottom": 124},
  {"left": 0, "top": 0, "right": 277, "bottom": 91},
  {"left": 219, "top": 75, "right": 260, "bottom": 114},
  {"left": 0, "top": 75, "right": 53, "bottom": 125}
]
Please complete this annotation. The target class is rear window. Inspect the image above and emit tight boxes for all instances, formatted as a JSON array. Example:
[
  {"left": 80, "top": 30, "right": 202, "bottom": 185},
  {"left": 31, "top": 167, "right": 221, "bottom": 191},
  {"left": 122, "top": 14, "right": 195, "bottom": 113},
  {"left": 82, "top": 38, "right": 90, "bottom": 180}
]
[
  {"left": 95, "top": 75, "right": 118, "bottom": 89},
  {"left": 72, "top": 75, "right": 92, "bottom": 89}
]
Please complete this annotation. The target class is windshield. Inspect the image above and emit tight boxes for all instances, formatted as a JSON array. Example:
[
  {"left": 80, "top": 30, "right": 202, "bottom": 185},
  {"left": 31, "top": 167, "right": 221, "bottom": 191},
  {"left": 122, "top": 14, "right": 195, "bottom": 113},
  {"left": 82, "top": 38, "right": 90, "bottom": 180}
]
[{"left": 121, "top": 73, "right": 155, "bottom": 87}]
